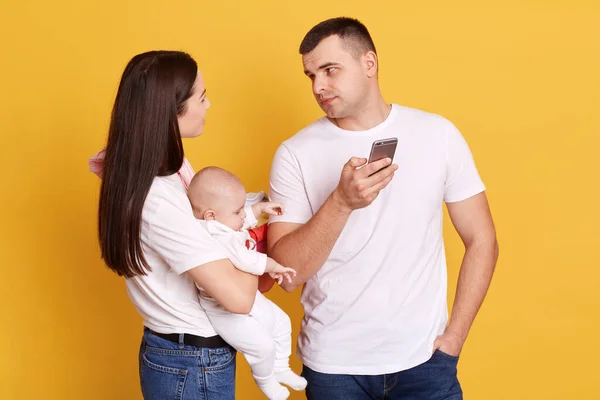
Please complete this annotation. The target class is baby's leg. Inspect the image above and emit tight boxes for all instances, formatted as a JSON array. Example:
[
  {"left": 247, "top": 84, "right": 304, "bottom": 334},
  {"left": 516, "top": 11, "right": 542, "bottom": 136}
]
[
  {"left": 251, "top": 293, "right": 307, "bottom": 391},
  {"left": 206, "top": 300, "right": 289, "bottom": 400}
]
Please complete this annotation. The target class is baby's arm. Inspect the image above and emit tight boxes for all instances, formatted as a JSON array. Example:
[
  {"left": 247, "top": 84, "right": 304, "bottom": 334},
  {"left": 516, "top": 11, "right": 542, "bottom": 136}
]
[
  {"left": 244, "top": 201, "right": 284, "bottom": 229},
  {"left": 265, "top": 258, "right": 297, "bottom": 285},
  {"left": 217, "top": 231, "right": 268, "bottom": 276},
  {"left": 252, "top": 201, "right": 284, "bottom": 219},
  {"left": 215, "top": 230, "right": 297, "bottom": 285}
]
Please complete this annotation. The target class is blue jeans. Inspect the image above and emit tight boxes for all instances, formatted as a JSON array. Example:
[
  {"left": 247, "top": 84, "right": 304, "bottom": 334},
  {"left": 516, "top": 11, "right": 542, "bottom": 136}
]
[
  {"left": 302, "top": 350, "right": 462, "bottom": 400},
  {"left": 139, "top": 328, "right": 237, "bottom": 400}
]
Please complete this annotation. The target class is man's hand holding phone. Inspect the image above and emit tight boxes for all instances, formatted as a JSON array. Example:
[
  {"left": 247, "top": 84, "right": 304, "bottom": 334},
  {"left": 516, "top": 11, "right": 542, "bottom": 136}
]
[{"left": 332, "top": 156, "right": 398, "bottom": 212}]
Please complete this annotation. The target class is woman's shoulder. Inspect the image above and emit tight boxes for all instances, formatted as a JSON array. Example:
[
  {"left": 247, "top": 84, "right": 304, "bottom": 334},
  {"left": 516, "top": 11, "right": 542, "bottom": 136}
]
[
  {"left": 144, "top": 174, "right": 192, "bottom": 222},
  {"left": 141, "top": 175, "right": 226, "bottom": 275}
]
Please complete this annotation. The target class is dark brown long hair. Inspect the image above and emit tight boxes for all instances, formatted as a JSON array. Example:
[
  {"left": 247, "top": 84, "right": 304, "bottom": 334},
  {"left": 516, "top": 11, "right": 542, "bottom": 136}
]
[{"left": 98, "top": 51, "right": 198, "bottom": 278}]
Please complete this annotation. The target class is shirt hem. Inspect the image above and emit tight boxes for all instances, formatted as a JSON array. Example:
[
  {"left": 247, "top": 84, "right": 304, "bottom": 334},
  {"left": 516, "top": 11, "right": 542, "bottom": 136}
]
[
  {"left": 444, "top": 184, "right": 486, "bottom": 203},
  {"left": 144, "top": 323, "right": 218, "bottom": 338},
  {"left": 174, "top": 255, "right": 228, "bottom": 275},
  {"left": 300, "top": 352, "right": 434, "bottom": 375}
]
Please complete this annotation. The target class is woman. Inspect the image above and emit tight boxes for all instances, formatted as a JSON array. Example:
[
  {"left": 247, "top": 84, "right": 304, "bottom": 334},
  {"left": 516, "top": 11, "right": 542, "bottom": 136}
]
[{"left": 95, "top": 50, "right": 258, "bottom": 399}]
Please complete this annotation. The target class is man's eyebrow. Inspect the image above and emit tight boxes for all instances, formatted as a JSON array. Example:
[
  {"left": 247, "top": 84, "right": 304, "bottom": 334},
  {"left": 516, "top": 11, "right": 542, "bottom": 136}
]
[
  {"left": 318, "top": 62, "right": 338, "bottom": 70},
  {"left": 304, "top": 62, "right": 338, "bottom": 76}
]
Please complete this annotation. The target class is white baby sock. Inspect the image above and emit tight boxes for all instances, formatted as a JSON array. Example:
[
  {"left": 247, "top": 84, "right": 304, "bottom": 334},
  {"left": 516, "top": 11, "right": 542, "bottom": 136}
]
[
  {"left": 253, "top": 373, "right": 290, "bottom": 400},
  {"left": 275, "top": 370, "right": 307, "bottom": 391}
]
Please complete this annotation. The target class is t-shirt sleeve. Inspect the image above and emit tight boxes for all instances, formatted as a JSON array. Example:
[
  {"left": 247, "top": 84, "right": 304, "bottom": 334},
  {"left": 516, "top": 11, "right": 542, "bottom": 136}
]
[
  {"left": 219, "top": 232, "right": 267, "bottom": 275},
  {"left": 268, "top": 144, "right": 313, "bottom": 224},
  {"left": 443, "top": 120, "right": 486, "bottom": 203},
  {"left": 242, "top": 205, "right": 258, "bottom": 230},
  {"left": 147, "top": 196, "right": 227, "bottom": 275}
]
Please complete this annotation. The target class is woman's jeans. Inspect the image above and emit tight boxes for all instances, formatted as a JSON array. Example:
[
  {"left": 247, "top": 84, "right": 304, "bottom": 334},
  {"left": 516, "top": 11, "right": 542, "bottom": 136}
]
[{"left": 139, "top": 328, "right": 237, "bottom": 400}]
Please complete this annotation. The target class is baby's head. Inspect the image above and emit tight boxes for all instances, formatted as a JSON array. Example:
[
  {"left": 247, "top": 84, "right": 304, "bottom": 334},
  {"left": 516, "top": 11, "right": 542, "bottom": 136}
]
[{"left": 188, "top": 166, "right": 247, "bottom": 231}]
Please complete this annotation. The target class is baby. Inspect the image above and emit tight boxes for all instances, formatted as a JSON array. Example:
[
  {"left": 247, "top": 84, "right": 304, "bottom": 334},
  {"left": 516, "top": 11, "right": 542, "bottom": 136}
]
[{"left": 188, "top": 166, "right": 307, "bottom": 400}]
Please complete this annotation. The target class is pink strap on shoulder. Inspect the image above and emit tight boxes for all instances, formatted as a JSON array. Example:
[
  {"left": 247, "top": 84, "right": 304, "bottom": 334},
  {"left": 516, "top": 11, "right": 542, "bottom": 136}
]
[
  {"left": 177, "top": 157, "right": 195, "bottom": 190},
  {"left": 88, "top": 147, "right": 194, "bottom": 189}
]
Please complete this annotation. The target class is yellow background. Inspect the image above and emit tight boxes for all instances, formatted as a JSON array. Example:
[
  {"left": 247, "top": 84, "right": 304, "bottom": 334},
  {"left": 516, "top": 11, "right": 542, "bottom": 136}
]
[{"left": 1, "top": 0, "right": 599, "bottom": 399}]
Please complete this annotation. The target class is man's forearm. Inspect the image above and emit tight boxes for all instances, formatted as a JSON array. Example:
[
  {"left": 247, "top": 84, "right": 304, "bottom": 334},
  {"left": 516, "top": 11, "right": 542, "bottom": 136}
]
[
  {"left": 270, "top": 192, "right": 352, "bottom": 291},
  {"left": 447, "top": 238, "right": 499, "bottom": 341}
]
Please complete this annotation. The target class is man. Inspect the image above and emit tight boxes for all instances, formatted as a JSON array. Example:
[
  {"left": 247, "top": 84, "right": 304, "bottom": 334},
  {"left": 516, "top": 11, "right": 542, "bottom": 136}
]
[{"left": 267, "top": 17, "right": 499, "bottom": 400}]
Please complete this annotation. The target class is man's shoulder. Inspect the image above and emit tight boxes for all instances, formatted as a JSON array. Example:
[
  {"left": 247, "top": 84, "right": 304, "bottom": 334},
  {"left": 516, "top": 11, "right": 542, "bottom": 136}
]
[
  {"left": 393, "top": 104, "right": 452, "bottom": 128},
  {"left": 391, "top": 104, "right": 459, "bottom": 147},
  {"left": 281, "top": 117, "right": 329, "bottom": 149}
]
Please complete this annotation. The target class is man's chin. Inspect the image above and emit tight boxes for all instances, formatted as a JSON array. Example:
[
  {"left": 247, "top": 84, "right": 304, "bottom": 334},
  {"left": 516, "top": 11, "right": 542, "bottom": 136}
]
[{"left": 322, "top": 107, "right": 342, "bottom": 119}]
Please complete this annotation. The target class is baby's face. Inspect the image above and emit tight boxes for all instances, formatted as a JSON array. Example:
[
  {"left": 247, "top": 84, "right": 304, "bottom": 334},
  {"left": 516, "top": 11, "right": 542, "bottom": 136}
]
[{"left": 213, "top": 185, "right": 247, "bottom": 231}]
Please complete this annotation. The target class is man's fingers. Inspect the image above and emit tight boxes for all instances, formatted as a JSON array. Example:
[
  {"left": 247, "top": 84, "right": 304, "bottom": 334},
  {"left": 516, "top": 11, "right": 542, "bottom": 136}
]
[
  {"left": 363, "top": 160, "right": 396, "bottom": 184},
  {"left": 361, "top": 157, "right": 393, "bottom": 177},
  {"left": 362, "top": 172, "right": 395, "bottom": 198}
]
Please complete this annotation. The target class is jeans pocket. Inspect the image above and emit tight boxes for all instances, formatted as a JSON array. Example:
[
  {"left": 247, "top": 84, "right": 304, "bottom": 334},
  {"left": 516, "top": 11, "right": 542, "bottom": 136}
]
[
  {"left": 435, "top": 349, "right": 460, "bottom": 362},
  {"left": 140, "top": 353, "right": 187, "bottom": 400},
  {"left": 206, "top": 347, "right": 236, "bottom": 371}
]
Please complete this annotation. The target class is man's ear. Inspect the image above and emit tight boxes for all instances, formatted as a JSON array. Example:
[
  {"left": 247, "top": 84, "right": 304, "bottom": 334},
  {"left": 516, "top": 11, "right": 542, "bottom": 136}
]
[
  {"left": 203, "top": 209, "right": 217, "bottom": 220},
  {"left": 364, "top": 51, "right": 378, "bottom": 78}
]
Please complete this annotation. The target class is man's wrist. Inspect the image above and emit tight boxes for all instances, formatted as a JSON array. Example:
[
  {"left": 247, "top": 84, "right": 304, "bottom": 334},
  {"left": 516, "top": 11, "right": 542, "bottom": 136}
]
[
  {"left": 329, "top": 188, "right": 352, "bottom": 215},
  {"left": 445, "top": 324, "right": 469, "bottom": 343}
]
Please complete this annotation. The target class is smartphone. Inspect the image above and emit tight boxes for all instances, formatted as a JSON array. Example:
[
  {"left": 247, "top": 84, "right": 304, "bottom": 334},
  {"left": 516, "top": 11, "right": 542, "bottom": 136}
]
[
  {"left": 368, "top": 137, "right": 398, "bottom": 163},
  {"left": 368, "top": 137, "right": 398, "bottom": 175}
]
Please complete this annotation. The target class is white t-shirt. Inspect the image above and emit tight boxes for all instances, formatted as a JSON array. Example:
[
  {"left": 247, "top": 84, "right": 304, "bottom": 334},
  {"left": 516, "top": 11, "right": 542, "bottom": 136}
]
[
  {"left": 125, "top": 174, "right": 227, "bottom": 337},
  {"left": 268, "top": 104, "right": 486, "bottom": 375}
]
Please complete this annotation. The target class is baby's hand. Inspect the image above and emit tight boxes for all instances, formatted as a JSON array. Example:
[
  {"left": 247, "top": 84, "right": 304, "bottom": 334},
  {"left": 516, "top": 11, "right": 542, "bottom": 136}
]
[
  {"left": 261, "top": 202, "right": 284, "bottom": 216},
  {"left": 268, "top": 271, "right": 296, "bottom": 285},
  {"left": 265, "top": 258, "right": 297, "bottom": 285}
]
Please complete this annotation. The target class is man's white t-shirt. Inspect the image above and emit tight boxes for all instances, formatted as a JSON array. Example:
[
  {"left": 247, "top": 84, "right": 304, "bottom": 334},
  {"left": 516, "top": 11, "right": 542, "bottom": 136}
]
[
  {"left": 268, "top": 104, "right": 486, "bottom": 375},
  {"left": 125, "top": 174, "right": 227, "bottom": 337}
]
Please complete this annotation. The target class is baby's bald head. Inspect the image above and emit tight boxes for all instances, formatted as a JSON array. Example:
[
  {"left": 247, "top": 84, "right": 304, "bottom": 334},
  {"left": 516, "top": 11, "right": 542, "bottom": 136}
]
[{"left": 188, "top": 167, "right": 247, "bottom": 230}]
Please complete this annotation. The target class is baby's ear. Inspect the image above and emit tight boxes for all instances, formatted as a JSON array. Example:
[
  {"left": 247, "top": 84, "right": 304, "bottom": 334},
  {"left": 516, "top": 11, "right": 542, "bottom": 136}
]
[{"left": 203, "top": 209, "right": 216, "bottom": 220}]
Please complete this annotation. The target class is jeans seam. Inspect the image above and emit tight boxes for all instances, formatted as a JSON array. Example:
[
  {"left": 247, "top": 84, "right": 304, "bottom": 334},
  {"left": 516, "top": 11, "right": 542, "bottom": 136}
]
[
  {"left": 145, "top": 346, "right": 203, "bottom": 356},
  {"left": 177, "top": 371, "right": 187, "bottom": 400},
  {"left": 201, "top": 368, "right": 208, "bottom": 400},
  {"left": 208, "top": 347, "right": 231, "bottom": 355}
]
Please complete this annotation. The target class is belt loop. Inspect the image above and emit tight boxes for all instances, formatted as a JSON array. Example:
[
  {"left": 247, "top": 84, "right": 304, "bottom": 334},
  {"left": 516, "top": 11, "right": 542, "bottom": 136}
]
[{"left": 178, "top": 333, "right": 185, "bottom": 349}]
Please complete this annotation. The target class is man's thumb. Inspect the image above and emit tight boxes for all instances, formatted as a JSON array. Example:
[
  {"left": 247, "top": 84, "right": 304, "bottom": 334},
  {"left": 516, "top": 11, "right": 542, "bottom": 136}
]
[{"left": 346, "top": 157, "right": 367, "bottom": 169}]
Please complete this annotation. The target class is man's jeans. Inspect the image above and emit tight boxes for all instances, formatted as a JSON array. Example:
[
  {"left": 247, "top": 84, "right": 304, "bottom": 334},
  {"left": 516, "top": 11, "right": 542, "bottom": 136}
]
[{"left": 302, "top": 350, "right": 463, "bottom": 400}]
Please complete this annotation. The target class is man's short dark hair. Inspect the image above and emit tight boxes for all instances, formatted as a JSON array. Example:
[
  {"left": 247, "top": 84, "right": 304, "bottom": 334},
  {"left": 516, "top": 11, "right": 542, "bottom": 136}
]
[{"left": 299, "top": 17, "right": 377, "bottom": 58}]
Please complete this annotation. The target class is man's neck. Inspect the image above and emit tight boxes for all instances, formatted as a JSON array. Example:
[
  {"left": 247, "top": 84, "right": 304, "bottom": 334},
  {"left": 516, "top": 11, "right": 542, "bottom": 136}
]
[{"left": 330, "top": 97, "right": 391, "bottom": 131}]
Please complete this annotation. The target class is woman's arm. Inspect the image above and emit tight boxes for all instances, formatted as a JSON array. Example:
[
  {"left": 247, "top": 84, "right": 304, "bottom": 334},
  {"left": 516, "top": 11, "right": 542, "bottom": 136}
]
[{"left": 186, "top": 259, "right": 258, "bottom": 314}]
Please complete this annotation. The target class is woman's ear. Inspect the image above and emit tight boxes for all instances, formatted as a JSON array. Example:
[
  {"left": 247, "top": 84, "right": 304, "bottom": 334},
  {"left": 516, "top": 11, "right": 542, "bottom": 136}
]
[{"left": 203, "top": 209, "right": 216, "bottom": 220}]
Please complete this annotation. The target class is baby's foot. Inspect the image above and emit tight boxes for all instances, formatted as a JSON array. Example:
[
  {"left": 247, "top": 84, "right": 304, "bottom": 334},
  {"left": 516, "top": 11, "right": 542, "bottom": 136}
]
[
  {"left": 253, "top": 374, "right": 291, "bottom": 400},
  {"left": 276, "top": 370, "right": 308, "bottom": 391}
]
